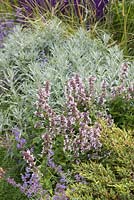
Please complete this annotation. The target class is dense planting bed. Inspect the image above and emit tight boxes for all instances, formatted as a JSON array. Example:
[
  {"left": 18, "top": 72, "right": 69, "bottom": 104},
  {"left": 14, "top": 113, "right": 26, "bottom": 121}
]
[{"left": 0, "top": 1, "right": 134, "bottom": 200}]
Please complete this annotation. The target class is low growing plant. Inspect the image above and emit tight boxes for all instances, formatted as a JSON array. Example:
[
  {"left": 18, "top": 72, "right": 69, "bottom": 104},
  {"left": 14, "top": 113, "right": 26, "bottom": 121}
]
[{"left": 66, "top": 121, "right": 134, "bottom": 200}]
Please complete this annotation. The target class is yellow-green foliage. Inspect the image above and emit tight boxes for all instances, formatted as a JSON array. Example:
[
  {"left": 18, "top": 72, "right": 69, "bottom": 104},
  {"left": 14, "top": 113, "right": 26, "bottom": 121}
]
[{"left": 66, "top": 122, "right": 134, "bottom": 200}]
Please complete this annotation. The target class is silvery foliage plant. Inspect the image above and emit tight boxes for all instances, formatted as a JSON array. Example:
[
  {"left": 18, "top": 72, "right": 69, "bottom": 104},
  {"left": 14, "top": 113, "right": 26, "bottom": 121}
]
[{"left": 0, "top": 19, "right": 133, "bottom": 132}]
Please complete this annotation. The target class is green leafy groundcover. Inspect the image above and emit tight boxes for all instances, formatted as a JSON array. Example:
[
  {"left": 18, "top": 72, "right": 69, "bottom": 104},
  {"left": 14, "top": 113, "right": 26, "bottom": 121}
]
[{"left": 66, "top": 121, "right": 134, "bottom": 200}]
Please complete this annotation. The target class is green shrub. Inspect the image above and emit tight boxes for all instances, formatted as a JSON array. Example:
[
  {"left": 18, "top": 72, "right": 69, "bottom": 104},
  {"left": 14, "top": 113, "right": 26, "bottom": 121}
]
[
  {"left": 107, "top": 94, "right": 134, "bottom": 130},
  {"left": 66, "top": 121, "right": 134, "bottom": 200}
]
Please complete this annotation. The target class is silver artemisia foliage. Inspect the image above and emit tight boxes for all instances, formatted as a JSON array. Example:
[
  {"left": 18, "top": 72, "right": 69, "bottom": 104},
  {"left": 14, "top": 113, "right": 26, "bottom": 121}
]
[{"left": 0, "top": 18, "right": 133, "bottom": 131}]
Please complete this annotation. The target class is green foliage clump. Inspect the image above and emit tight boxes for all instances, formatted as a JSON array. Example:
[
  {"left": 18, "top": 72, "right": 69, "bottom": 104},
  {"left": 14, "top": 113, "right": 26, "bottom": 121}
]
[
  {"left": 66, "top": 121, "right": 134, "bottom": 200},
  {"left": 108, "top": 94, "right": 134, "bottom": 130},
  {"left": 0, "top": 147, "right": 28, "bottom": 200}
]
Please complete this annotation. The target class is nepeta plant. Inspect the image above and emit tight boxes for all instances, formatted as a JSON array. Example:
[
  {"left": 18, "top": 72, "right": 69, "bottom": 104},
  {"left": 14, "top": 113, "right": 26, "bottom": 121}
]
[
  {"left": 35, "top": 74, "right": 102, "bottom": 160},
  {"left": 7, "top": 128, "right": 45, "bottom": 199},
  {"left": 13, "top": 128, "right": 26, "bottom": 149},
  {"left": 7, "top": 127, "right": 69, "bottom": 199},
  {"left": 7, "top": 167, "right": 44, "bottom": 198},
  {"left": 53, "top": 182, "right": 68, "bottom": 200}
]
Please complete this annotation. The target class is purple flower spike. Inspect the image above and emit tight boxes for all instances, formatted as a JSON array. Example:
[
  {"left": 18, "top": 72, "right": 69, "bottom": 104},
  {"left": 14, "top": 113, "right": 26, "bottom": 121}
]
[
  {"left": 12, "top": 128, "right": 20, "bottom": 139},
  {"left": 53, "top": 182, "right": 68, "bottom": 200},
  {"left": 7, "top": 167, "right": 44, "bottom": 198},
  {"left": 12, "top": 128, "right": 26, "bottom": 149},
  {"left": 7, "top": 178, "right": 17, "bottom": 187},
  {"left": 22, "top": 149, "right": 35, "bottom": 167}
]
